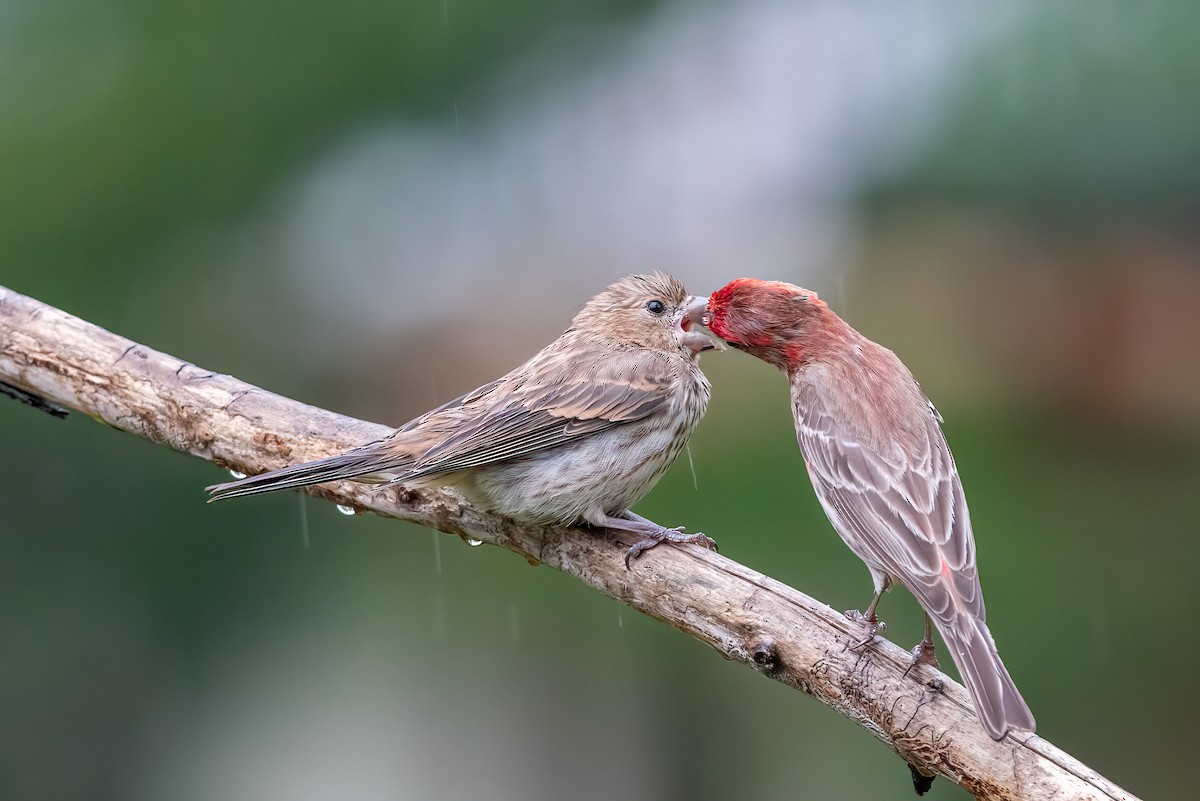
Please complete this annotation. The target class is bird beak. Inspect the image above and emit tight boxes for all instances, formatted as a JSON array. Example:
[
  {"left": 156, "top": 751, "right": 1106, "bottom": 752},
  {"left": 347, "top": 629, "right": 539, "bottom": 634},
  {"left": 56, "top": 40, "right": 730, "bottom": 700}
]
[{"left": 680, "top": 295, "right": 725, "bottom": 353}]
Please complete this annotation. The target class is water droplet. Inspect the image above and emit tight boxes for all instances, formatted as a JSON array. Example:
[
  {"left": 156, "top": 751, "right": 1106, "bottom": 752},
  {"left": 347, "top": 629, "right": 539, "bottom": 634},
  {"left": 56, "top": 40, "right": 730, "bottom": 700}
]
[
  {"left": 228, "top": 470, "right": 246, "bottom": 480},
  {"left": 337, "top": 504, "right": 356, "bottom": 516},
  {"left": 465, "top": 537, "right": 483, "bottom": 547}
]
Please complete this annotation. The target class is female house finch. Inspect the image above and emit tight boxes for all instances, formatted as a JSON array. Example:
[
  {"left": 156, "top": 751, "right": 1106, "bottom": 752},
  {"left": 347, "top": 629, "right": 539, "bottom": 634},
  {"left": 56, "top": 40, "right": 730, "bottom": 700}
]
[
  {"left": 689, "top": 278, "right": 1035, "bottom": 741},
  {"left": 209, "top": 273, "right": 723, "bottom": 565}
]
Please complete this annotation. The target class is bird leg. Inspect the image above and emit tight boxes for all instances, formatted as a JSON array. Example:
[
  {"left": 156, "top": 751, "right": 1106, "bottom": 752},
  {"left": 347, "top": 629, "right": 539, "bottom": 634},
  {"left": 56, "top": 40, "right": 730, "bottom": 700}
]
[
  {"left": 845, "top": 581, "right": 889, "bottom": 647},
  {"left": 601, "top": 511, "right": 718, "bottom": 569},
  {"left": 910, "top": 613, "right": 939, "bottom": 668}
]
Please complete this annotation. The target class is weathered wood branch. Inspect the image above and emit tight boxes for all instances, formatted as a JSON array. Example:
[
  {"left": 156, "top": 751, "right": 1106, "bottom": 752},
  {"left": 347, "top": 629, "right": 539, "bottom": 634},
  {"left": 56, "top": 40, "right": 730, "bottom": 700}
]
[{"left": 0, "top": 284, "right": 1136, "bottom": 801}]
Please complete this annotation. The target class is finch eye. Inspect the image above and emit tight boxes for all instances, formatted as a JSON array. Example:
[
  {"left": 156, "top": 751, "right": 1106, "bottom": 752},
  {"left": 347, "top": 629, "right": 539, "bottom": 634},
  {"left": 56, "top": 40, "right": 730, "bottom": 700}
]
[{"left": 645, "top": 299, "right": 666, "bottom": 316}]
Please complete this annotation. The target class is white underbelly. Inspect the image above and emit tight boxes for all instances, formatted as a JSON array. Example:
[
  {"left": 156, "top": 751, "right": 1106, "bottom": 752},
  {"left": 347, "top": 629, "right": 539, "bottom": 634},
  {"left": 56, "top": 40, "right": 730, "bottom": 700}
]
[{"left": 465, "top": 420, "right": 686, "bottom": 525}]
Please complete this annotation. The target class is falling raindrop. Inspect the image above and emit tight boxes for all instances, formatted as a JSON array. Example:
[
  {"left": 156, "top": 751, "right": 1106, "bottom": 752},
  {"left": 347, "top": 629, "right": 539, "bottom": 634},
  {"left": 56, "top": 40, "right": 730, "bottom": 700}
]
[
  {"left": 337, "top": 504, "right": 356, "bottom": 516},
  {"left": 298, "top": 494, "right": 310, "bottom": 550},
  {"left": 433, "top": 532, "right": 443, "bottom": 575},
  {"left": 465, "top": 537, "right": 483, "bottom": 547},
  {"left": 617, "top": 607, "right": 625, "bottom": 629},
  {"left": 685, "top": 444, "right": 698, "bottom": 491},
  {"left": 228, "top": 470, "right": 246, "bottom": 480}
]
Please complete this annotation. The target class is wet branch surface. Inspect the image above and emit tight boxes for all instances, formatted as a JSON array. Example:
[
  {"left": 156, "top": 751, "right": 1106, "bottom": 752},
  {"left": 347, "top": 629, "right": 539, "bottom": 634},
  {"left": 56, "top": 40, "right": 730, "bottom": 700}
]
[{"left": 0, "top": 285, "right": 1137, "bottom": 801}]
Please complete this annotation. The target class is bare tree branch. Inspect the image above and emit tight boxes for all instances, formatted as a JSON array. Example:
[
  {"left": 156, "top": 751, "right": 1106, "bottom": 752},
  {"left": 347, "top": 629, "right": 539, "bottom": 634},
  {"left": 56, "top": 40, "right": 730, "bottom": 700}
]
[{"left": 0, "top": 285, "right": 1137, "bottom": 801}]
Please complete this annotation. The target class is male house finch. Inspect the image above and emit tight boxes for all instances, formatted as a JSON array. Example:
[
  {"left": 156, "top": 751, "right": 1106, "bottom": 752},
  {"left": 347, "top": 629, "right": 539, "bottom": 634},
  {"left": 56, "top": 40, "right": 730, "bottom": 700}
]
[
  {"left": 689, "top": 278, "right": 1035, "bottom": 741},
  {"left": 209, "top": 273, "right": 723, "bottom": 565}
]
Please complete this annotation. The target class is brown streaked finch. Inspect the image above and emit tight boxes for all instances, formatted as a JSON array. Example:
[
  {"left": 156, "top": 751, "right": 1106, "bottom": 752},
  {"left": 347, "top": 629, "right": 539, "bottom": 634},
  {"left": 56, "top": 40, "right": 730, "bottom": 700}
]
[
  {"left": 208, "top": 273, "right": 724, "bottom": 566},
  {"left": 688, "top": 278, "right": 1035, "bottom": 741}
]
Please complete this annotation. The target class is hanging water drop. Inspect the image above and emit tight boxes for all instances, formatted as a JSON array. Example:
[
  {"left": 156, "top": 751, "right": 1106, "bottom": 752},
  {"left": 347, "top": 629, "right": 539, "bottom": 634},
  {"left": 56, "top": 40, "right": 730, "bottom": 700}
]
[
  {"left": 228, "top": 470, "right": 246, "bottom": 480},
  {"left": 337, "top": 504, "right": 356, "bottom": 516},
  {"left": 465, "top": 537, "right": 483, "bottom": 547}
]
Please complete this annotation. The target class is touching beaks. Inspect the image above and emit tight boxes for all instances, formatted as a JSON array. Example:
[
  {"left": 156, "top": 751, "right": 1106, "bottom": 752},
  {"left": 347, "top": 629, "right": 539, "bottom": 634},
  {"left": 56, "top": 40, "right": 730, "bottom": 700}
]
[
  {"left": 680, "top": 295, "right": 725, "bottom": 353},
  {"left": 683, "top": 295, "right": 709, "bottom": 326}
]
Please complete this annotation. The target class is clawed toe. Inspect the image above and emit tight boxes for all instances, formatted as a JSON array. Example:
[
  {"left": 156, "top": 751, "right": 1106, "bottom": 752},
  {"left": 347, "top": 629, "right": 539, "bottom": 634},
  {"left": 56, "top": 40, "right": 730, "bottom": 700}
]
[
  {"left": 910, "top": 639, "right": 939, "bottom": 668},
  {"left": 623, "top": 539, "right": 654, "bottom": 569},
  {"left": 845, "top": 609, "right": 886, "bottom": 647},
  {"left": 624, "top": 528, "right": 718, "bottom": 569},
  {"left": 682, "top": 531, "right": 718, "bottom": 551}
]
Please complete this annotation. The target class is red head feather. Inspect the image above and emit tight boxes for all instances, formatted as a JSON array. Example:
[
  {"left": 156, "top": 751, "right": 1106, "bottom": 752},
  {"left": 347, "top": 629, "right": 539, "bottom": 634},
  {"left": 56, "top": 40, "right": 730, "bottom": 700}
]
[{"left": 705, "top": 278, "right": 833, "bottom": 371}]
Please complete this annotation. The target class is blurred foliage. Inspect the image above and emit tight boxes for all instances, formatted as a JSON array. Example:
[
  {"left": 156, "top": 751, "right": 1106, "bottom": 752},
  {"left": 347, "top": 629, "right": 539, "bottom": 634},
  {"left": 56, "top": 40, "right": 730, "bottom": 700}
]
[
  {"left": 0, "top": 0, "right": 651, "bottom": 311},
  {"left": 872, "top": 0, "right": 1200, "bottom": 220}
]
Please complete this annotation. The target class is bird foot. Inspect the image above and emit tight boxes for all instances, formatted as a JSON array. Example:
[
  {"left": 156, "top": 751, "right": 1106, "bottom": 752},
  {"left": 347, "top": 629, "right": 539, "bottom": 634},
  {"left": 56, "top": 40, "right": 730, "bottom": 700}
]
[
  {"left": 845, "top": 609, "right": 886, "bottom": 647},
  {"left": 625, "top": 526, "right": 717, "bottom": 569},
  {"left": 910, "top": 638, "right": 939, "bottom": 669}
]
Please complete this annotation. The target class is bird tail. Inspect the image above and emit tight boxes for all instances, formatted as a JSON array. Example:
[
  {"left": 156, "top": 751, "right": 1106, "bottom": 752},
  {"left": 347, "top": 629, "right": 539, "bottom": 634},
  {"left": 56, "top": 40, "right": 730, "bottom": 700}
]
[
  {"left": 937, "top": 615, "right": 1036, "bottom": 741},
  {"left": 206, "top": 443, "right": 407, "bottom": 502}
]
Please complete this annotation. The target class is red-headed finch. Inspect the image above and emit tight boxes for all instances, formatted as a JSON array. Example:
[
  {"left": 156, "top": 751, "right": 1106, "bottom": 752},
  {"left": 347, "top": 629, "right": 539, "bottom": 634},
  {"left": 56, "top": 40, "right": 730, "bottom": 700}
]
[
  {"left": 209, "top": 273, "right": 723, "bottom": 566},
  {"left": 689, "top": 278, "right": 1035, "bottom": 741}
]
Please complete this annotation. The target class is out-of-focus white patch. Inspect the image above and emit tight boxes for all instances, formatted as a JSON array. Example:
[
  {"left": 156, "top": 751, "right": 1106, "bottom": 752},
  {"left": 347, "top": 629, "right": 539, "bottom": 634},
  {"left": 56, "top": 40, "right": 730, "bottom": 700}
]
[{"left": 278, "top": 1, "right": 1026, "bottom": 348}]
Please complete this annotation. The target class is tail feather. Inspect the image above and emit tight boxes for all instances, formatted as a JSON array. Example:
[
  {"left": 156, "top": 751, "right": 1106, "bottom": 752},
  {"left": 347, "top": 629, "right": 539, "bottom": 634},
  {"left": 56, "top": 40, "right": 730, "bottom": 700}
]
[
  {"left": 937, "top": 616, "right": 1036, "bottom": 740},
  {"left": 207, "top": 446, "right": 408, "bottom": 502}
]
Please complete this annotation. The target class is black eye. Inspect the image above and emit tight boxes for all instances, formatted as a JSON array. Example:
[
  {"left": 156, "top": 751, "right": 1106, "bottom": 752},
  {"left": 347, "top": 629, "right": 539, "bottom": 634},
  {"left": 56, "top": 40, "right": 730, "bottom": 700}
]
[{"left": 645, "top": 299, "right": 666, "bottom": 316}]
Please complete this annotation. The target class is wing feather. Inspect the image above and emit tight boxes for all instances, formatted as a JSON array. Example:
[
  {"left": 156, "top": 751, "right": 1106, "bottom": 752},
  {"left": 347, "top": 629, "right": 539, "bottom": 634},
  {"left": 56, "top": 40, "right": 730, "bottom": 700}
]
[
  {"left": 406, "top": 346, "right": 677, "bottom": 478},
  {"left": 796, "top": 384, "right": 984, "bottom": 624}
]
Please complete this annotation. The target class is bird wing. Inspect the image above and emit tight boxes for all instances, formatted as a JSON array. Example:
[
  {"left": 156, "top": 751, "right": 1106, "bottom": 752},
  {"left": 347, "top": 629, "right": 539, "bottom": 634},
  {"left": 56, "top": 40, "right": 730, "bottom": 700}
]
[
  {"left": 795, "top": 383, "right": 983, "bottom": 623},
  {"left": 404, "top": 345, "right": 677, "bottom": 478}
]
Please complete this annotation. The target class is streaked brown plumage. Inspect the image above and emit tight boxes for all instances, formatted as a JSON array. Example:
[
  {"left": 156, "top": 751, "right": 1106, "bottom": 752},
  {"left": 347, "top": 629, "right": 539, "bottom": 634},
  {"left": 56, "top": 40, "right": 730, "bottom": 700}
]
[
  {"left": 209, "top": 273, "right": 723, "bottom": 564},
  {"left": 690, "top": 278, "right": 1035, "bottom": 741}
]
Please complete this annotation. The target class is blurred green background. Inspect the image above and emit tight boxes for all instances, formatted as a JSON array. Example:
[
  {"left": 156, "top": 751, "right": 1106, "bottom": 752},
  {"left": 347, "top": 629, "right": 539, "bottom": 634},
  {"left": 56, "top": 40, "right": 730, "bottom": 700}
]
[{"left": 3, "top": 1, "right": 1198, "bottom": 799}]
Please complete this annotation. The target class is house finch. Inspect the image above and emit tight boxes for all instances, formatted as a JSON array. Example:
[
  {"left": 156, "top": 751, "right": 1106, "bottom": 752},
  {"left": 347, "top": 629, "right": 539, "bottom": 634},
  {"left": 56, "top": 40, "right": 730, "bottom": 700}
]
[
  {"left": 209, "top": 273, "right": 723, "bottom": 566},
  {"left": 689, "top": 278, "right": 1035, "bottom": 741}
]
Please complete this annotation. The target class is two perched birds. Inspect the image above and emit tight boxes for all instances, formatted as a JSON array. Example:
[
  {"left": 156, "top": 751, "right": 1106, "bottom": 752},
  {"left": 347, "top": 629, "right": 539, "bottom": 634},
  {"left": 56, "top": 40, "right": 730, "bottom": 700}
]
[{"left": 208, "top": 273, "right": 1035, "bottom": 742}]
